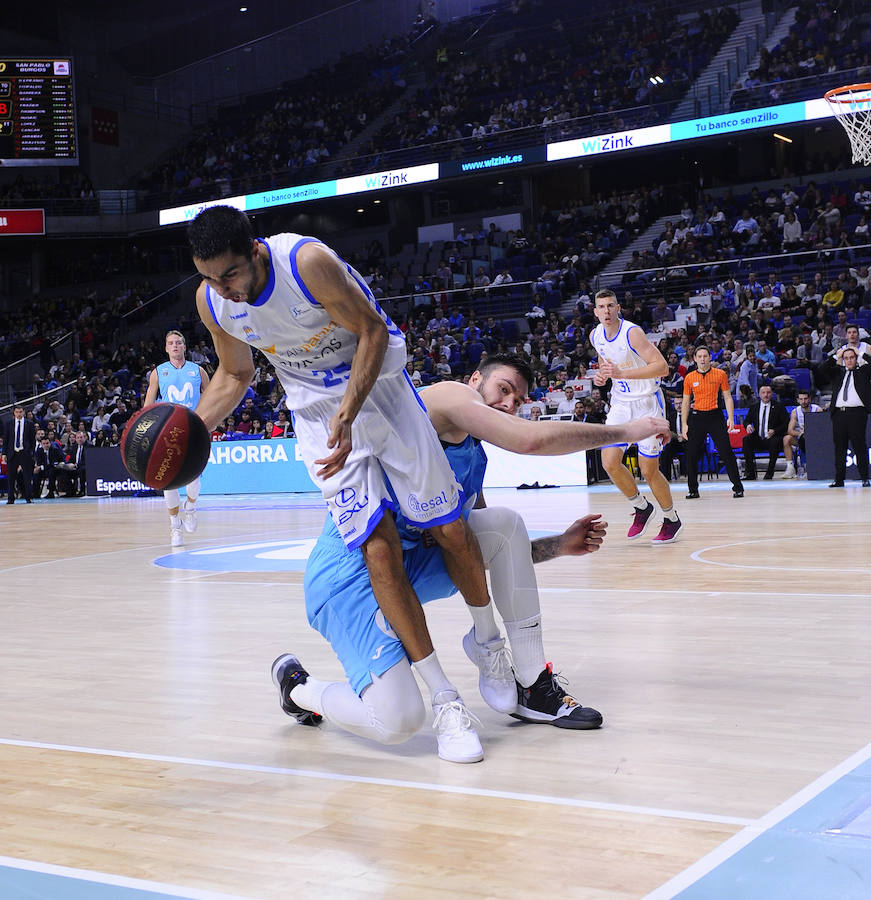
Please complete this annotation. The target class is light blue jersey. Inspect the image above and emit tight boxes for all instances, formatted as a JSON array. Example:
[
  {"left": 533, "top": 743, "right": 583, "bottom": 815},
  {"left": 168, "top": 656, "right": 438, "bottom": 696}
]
[
  {"left": 156, "top": 360, "right": 202, "bottom": 409},
  {"left": 305, "top": 434, "right": 488, "bottom": 694}
]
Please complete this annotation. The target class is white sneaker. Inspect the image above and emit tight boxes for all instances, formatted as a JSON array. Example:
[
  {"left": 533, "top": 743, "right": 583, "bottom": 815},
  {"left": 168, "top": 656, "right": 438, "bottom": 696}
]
[
  {"left": 781, "top": 464, "right": 796, "bottom": 480},
  {"left": 170, "top": 525, "right": 184, "bottom": 547},
  {"left": 182, "top": 500, "right": 198, "bottom": 533},
  {"left": 462, "top": 627, "right": 517, "bottom": 714},
  {"left": 432, "top": 698, "right": 483, "bottom": 763}
]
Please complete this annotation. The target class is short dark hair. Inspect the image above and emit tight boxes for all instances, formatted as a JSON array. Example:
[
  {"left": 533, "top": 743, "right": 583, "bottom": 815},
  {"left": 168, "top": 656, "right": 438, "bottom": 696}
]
[
  {"left": 188, "top": 206, "right": 255, "bottom": 261},
  {"left": 476, "top": 353, "right": 534, "bottom": 391}
]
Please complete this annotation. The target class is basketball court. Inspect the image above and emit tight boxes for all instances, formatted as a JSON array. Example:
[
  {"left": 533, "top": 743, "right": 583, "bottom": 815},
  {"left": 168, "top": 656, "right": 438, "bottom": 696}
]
[{"left": 1, "top": 478, "right": 869, "bottom": 899}]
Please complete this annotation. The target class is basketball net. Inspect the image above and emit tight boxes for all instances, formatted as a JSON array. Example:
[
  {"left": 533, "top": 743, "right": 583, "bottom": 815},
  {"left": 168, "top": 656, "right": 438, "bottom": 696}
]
[{"left": 825, "top": 83, "right": 871, "bottom": 165}]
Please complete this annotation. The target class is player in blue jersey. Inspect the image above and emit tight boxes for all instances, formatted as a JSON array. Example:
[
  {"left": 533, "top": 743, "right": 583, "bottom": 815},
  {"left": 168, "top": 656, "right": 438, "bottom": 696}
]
[
  {"left": 273, "top": 354, "right": 670, "bottom": 762},
  {"left": 189, "top": 206, "right": 508, "bottom": 762},
  {"left": 144, "top": 330, "right": 210, "bottom": 546}
]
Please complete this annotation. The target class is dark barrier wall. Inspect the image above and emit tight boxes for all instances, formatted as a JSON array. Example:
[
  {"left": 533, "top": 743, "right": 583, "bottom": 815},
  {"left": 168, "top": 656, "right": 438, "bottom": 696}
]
[
  {"left": 85, "top": 447, "right": 160, "bottom": 496},
  {"left": 804, "top": 411, "right": 871, "bottom": 481}
]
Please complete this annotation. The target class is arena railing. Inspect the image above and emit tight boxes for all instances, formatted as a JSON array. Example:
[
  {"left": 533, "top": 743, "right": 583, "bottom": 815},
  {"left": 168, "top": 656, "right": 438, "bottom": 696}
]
[{"left": 601, "top": 241, "right": 871, "bottom": 312}]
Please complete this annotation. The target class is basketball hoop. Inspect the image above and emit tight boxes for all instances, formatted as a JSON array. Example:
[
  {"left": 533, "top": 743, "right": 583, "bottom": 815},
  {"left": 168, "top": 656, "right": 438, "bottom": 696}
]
[{"left": 825, "top": 83, "right": 871, "bottom": 165}]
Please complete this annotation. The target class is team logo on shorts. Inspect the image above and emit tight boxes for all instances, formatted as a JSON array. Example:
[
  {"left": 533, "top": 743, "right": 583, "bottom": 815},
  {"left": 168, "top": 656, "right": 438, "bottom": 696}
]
[
  {"left": 332, "top": 488, "right": 368, "bottom": 526},
  {"left": 334, "top": 488, "right": 357, "bottom": 507},
  {"left": 407, "top": 490, "right": 452, "bottom": 515}
]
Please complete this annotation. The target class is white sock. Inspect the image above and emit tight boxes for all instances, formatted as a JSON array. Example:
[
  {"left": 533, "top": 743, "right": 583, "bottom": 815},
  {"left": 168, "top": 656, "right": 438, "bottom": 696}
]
[
  {"left": 505, "top": 615, "right": 547, "bottom": 687},
  {"left": 469, "top": 601, "right": 500, "bottom": 644},
  {"left": 413, "top": 651, "right": 458, "bottom": 705},
  {"left": 170, "top": 515, "right": 181, "bottom": 528},
  {"left": 661, "top": 505, "right": 679, "bottom": 522},
  {"left": 629, "top": 493, "right": 649, "bottom": 510}
]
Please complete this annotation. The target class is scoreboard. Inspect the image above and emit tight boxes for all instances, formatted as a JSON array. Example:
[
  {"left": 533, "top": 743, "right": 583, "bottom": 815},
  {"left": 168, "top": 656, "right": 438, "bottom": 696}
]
[{"left": 0, "top": 58, "right": 78, "bottom": 166}]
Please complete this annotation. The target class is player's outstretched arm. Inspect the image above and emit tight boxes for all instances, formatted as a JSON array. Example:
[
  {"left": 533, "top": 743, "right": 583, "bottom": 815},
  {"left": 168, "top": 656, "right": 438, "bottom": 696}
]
[
  {"left": 296, "top": 242, "right": 389, "bottom": 479},
  {"left": 426, "top": 380, "right": 668, "bottom": 454},
  {"left": 531, "top": 514, "right": 608, "bottom": 562},
  {"left": 194, "top": 283, "right": 256, "bottom": 430}
]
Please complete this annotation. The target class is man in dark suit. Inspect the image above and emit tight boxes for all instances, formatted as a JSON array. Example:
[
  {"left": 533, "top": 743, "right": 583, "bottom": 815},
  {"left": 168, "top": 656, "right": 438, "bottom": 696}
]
[
  {"left": 57, "top": 430, "right": 89, "bottom": 496},
  {"left": 824, "top": 347, "right": 871, "bottom": 487},
  {"left": 3, "top": 405, "right": 36, "bottom": 503},
  {"left": 33, "top": 436, "right": 65, "bottom": 498},
  {"left": 742, "top": 384, "right": 789, "bottom": 480}
]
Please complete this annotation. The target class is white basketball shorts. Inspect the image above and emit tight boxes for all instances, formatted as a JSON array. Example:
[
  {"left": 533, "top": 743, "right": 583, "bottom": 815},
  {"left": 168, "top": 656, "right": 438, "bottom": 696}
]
[{"left": 293, "top": 371, "right": 463, "bottom": 549}]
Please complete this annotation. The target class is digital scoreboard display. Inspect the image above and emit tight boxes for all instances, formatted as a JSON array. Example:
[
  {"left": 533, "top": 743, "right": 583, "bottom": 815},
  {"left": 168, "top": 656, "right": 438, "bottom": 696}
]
[{"left": 0, "top": 58, "right": 78, "bottom": 166}]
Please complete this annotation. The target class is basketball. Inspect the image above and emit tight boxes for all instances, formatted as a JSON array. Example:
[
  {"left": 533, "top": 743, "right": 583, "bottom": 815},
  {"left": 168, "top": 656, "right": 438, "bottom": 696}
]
[{"left": 120, "top": 403, "right": 211, "bottom": 491}]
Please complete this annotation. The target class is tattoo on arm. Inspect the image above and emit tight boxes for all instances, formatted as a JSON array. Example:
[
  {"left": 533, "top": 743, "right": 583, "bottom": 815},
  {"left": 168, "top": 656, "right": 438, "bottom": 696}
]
[{"left": 531, "top": 535, "right": 562, "bottom": 564}]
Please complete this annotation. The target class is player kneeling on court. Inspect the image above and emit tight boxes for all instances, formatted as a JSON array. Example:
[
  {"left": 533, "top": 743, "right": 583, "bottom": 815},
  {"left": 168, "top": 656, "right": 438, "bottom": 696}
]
[{"left": 272, "top": 355, "right": 670, "bottom": 762}]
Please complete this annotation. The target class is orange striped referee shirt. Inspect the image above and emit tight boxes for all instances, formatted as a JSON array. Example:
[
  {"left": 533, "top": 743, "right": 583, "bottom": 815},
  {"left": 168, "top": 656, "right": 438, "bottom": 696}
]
[{"left": 683, "top": 367, "right": 728, "bottom": 411}]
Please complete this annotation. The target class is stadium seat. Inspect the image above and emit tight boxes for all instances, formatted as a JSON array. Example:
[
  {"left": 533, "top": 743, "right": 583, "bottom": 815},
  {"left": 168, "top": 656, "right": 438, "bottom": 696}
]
[{"left": 792, "top": 368, "right": 812, "bottom": 393}]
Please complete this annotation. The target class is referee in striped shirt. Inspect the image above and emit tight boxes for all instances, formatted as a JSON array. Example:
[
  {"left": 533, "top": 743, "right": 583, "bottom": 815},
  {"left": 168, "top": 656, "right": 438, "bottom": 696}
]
[{"left": 681, "top": 345, "right": 744, "bottom": 498}]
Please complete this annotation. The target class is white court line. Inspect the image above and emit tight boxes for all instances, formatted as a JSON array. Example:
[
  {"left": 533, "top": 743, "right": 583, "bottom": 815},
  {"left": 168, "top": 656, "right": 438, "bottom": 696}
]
[
  {"left": 689, "top": 532, "right": 871, "bottom": 573},
  {"left": 0, "top": 737, "right": 751, "bottom": 828},
  {"left": 643, "top": 740, "right": 871, "bottom": 899},
  {"left": 541, "top": 587, "right": 871, "bottom": 599},
  {"left": 0, "top": 853, "right": 253, "bottom": 899}
]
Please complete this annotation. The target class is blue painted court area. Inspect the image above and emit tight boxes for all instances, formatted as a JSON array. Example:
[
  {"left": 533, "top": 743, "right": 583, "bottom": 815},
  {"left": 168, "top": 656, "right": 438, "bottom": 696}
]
[
  {"left": 658, "top": 751, "right": 871, "bottom": 900},
  {"left": 0, "top": 857, "right": 248, "bottom": 900}
]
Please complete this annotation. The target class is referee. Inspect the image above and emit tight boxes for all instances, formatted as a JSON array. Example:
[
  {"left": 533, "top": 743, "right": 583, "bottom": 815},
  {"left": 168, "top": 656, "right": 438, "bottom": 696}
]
[{"left": 681, "top": 345, "right": 744, "bottom": 498}]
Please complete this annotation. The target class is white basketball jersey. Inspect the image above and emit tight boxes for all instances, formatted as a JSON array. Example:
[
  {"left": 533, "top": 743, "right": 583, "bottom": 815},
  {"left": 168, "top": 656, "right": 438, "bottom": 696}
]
[
  {"left": 204, "top": 234, "right": 407, "bottom": 410},
  {"left": 794, "top": 403, "right": 821, "bottom": 432},
  {"left": 591, "top": 318, "right": 659, "bottom": 399}
]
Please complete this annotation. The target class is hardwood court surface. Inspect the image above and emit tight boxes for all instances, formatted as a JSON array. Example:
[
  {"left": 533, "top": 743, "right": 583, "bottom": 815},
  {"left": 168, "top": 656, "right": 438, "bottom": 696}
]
[{"left": 1, "top": 481, "right": 869, "bottom": 898}]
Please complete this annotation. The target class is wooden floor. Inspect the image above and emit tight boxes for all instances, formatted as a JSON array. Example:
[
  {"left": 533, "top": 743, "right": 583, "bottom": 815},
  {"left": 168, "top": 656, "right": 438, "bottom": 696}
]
[{"left": 1, "top": 480, "right": 870, "bottom": 899}]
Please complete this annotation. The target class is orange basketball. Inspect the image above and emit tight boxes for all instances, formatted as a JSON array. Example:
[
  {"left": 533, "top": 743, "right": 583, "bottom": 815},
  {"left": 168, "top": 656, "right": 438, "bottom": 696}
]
[{"left": 120, "top": 403, "right": 210, "bottom": 491}]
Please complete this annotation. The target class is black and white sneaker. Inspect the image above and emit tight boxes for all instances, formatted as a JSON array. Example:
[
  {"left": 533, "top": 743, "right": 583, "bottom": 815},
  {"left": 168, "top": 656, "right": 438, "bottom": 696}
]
[
  {"left": 511, "top": 663, "right": 603, "bottom": 730},
  {"left": 270, "top": 654, "right": 322, "bottom": 726}
]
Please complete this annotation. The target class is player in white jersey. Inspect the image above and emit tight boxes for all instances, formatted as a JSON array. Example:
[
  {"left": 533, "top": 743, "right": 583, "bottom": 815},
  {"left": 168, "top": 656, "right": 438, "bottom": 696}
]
[
  {"left": 782, "top": 389, "right": 821, "bottom": 479},
  {"left": 590, "top": 289, "right": 682, "bottom": 544},
  {"left": 144, "top": 330, "right": 210, "bottom": 546},
  {"left": 187, "top": 206, "right": 503, "bottom": 761}
]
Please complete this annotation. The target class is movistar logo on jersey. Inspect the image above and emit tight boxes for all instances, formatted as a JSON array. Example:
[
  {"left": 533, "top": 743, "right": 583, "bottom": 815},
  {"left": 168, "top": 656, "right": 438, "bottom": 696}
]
[
  {"left": 165, "top": 381, "right": 195, "bottom": 405},
  {"left": 242, "top": 325, "right": 262, "bottom": 342}
]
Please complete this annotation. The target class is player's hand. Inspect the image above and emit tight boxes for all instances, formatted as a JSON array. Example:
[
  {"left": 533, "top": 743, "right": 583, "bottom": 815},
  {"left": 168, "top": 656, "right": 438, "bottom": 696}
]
[
  {"left": 315, "top": 414, "right": 352, "bottom": 479},
  {"left": 624, "top": 415, "right": 671, "bottom": 446},
  {"left": 596, "top": 359, "right": 620, "bottom": 380},
  {"left": 560, "top": 514, "right": 607, "bottom": 556},
  {"left": 592, "top": 370, "right": 608, "bottom": 386}
]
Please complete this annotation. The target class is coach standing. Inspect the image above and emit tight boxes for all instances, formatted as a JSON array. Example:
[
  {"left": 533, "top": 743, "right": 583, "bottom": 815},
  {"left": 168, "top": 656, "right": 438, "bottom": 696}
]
[
  {"left": 824, "top": 347, "right": 871, "bottom": 487},
  {"left": 3, "top": 405, "right": 36, "bottom": 504},
  {"left": 681, "top": 346, "right": 744, "bottom": 499}
]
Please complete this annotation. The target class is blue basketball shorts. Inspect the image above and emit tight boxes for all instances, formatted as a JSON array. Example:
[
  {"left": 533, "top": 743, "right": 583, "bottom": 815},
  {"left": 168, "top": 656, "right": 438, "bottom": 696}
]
[{"left": 303, "top": 529, "right": 458, "bottom": 695}]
